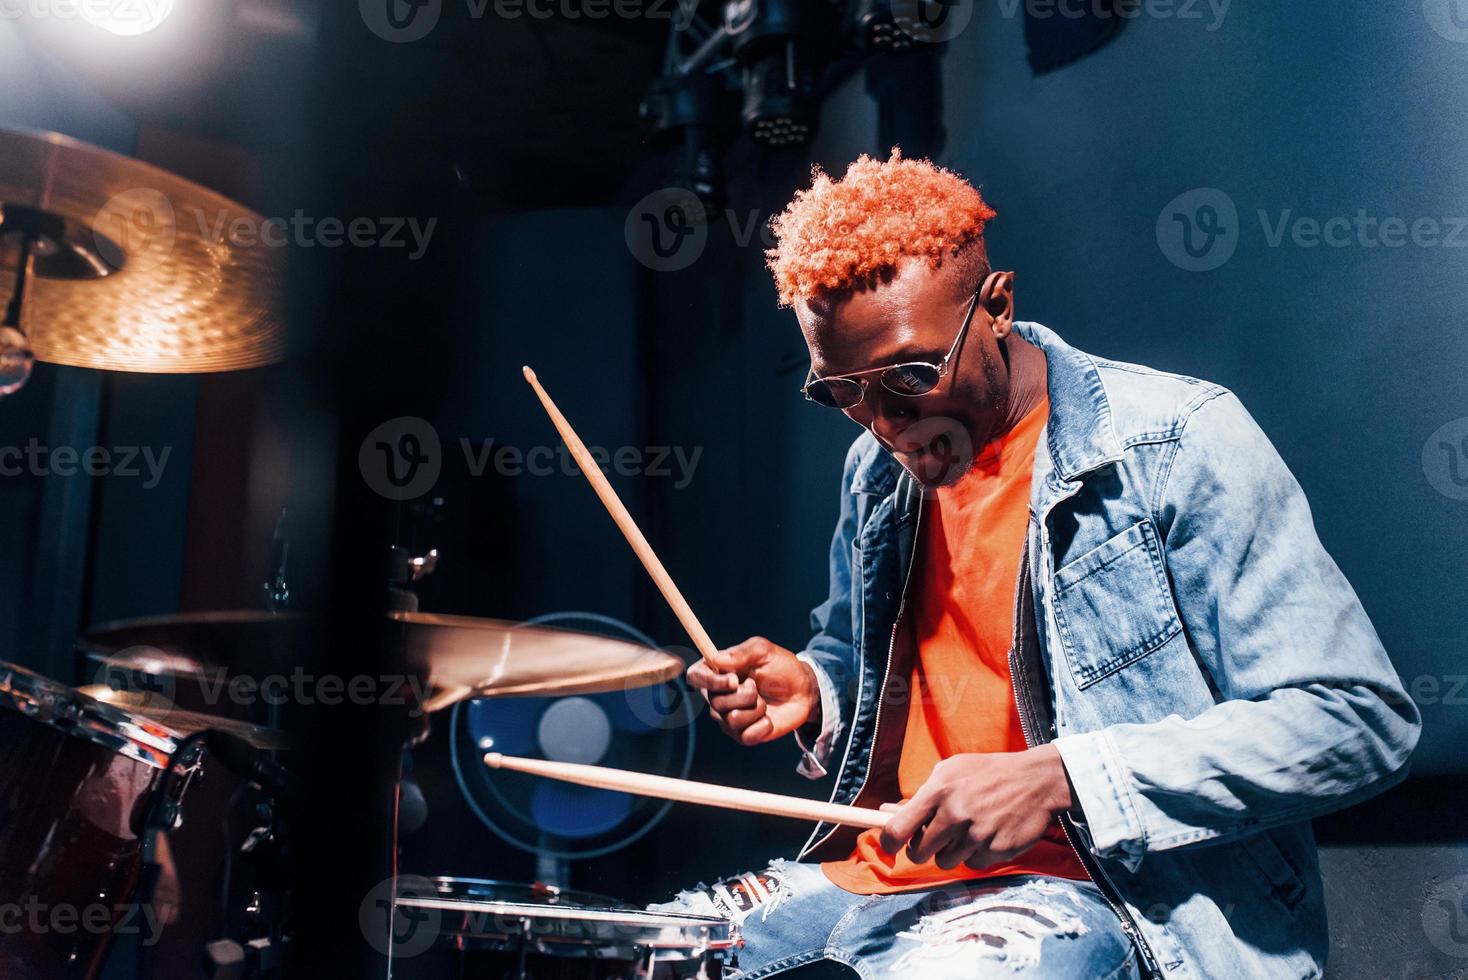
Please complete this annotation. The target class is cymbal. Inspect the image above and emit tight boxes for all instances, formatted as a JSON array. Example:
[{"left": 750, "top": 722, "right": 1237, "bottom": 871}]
[
  {"left": 80, "top": 609, "right": 305, "bottom": 669},
  {"left": 80, "top": 609, "right": 687, "bottom": 713},
  {"left": 390, "top": 612, "right": 686, "bottom": 713},
  {"left": 76, "top": 685, "right": 294, "bottom": 752},
  {"left": 0, "top": 127, "right": 283, "bottom": 373}
]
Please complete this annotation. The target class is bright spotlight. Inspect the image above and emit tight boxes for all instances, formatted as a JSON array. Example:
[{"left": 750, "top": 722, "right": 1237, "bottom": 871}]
[{"left": 79, "top": 0, "right": 177, "bottom": 36}]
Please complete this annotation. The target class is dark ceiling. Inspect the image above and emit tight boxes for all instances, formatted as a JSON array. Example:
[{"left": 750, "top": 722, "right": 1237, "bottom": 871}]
[{"left": 16, "top": 0, "right": 672, "bottom": 209}]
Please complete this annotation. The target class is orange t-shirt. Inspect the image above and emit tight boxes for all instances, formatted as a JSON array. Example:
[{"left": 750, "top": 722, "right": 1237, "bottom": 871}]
[{"left": 822, "top": 397, "right": 1087, "bottom": 894}]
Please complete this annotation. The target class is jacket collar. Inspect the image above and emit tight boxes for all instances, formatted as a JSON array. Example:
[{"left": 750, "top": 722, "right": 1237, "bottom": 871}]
[
  {"left": 1012, "top": 321, "right": 1125, "bottom": 484},
  {"left": 846, "top": 321, "right": 1122, "bottom": 497}
]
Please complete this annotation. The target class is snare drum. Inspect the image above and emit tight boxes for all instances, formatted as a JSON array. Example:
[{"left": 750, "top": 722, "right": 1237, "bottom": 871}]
[
  {"left": 0, "top": 661, "right": 195, "bottom": 979},
  {"left": 394, "top": 877, "right": 738, "bottom": 979}
]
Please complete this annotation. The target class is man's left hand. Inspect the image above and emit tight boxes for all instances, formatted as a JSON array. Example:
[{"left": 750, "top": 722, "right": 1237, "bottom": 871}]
[{"left": 878, "top": 745, "right": 1076, "bottom": 870}]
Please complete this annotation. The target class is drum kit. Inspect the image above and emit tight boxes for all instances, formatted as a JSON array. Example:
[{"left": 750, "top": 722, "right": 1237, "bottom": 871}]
[
  {"left": 0, "top": 125, "right": 738, "bottom": 979},
  {"left": 2, "top": 606, "right": 734, "bottom": 978},
  {"left": 0, "top": 125, "right": 886, "bottom": 979}
]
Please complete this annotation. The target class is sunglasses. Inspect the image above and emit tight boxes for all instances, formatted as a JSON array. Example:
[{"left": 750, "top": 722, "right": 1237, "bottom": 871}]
[{"left": 800, "top": 282, "right": 985, "bottom": 410}]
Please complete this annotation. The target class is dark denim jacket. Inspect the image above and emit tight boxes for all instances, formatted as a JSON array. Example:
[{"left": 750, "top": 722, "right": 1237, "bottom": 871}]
[{"left": 791, "top": 321, "right": 1420, "bottom": 979}]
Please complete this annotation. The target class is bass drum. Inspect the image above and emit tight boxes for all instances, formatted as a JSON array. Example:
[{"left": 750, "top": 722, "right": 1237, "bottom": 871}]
[
  {"left": 0, "top": 661, "right": 195, "bottom": 979},
  {"left": 392, "top": 876, "right": 737, "bottom": 979}
]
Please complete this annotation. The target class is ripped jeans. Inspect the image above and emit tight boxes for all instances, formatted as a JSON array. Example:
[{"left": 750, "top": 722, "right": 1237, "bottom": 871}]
[{"left": 651, "top": 863, "right": 1140, "bottom": 979}]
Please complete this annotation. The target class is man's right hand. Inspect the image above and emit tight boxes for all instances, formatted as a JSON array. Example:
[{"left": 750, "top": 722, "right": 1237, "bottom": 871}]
[{"left": 685, "top": 636, "right": 820, "bottom": 746}]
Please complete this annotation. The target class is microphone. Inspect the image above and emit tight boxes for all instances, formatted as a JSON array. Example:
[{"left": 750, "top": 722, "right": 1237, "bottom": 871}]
[{"left": 206, "top": 730, "right": 300, "bottom": 798}]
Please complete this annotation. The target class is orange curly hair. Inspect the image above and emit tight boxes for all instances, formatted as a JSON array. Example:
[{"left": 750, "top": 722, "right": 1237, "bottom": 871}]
[{"left": 766, "top": 149, "right": 997, "bottom": 308}]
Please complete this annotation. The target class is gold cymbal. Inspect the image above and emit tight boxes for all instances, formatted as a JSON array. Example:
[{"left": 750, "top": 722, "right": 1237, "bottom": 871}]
[
  {"left": 0, "top": 127, "right": 283, "bottom": 373},
  {"left": 390, "top": 612, "right": 687, "bottom": 713},
  {"left": 80, "top": 609, "right": 687, "bottom": 714},
  {"left": 80, "top": 609, "right": 305, "bottom": 668}
]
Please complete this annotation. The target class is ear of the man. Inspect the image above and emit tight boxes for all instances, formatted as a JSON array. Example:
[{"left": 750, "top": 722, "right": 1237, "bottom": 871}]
[{"left": 982, "top": 270, "right": 1016, "bottom": 338}]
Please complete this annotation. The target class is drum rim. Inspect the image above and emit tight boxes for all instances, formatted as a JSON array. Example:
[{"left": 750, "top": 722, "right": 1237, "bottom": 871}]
[
  {"left": 0, "top": 661, "right": 180, "bottom": 768},
  {"left": 405, "top": 875, "right": 628, "bottom": 909},
  {"left": 393, "top": 897, "right": 734, "bottom": 933},
  {"left": 394, "top": 877, "right": 737, "bottom": 957}
]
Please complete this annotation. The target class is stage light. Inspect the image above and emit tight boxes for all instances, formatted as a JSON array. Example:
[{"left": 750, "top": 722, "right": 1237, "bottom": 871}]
[
  {"left": 639, "top": 71, "right": 725, "bottom": 220},
  {"left": 79, "top": 0, "right": 177, "bottom": 36},
  {"left": 727, "top": 0, "right": 817, "bottom": 146},
  {"left": 851, "top": 0, "right": 907, "bottom": 51},
  {"left": 849, "top": 0, "right": 963, "bottom": 51}
]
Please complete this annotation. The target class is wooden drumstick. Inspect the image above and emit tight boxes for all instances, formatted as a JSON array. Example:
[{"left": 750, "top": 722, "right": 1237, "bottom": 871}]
[
  {"left": 522, "top": 366, "right": 719, "bottom": 665},
  {"left": 486, "top": 752, "right": 891, "bottom": 831}
]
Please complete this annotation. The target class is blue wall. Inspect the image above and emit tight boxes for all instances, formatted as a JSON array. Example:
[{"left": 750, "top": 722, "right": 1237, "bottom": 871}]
[{"left": 934, "top": 4, "right": 1468, "bottom": 774}]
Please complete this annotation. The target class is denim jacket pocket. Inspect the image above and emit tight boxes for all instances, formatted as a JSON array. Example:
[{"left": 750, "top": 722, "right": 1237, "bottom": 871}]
[{"left": 1052, "top": 520, "right": 1183, "bottom": 689}]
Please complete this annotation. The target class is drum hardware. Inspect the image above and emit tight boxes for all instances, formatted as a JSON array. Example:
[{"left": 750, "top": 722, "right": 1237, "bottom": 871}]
[
  {"left": 205, "top": 933, "right": 291, "bottom": 980},
  {"left": 129, "top": 726, "right": 296, "bottom": 980},
  {"left": 201, "top": 788, "right": 292, "bottom": 980},
  {"left": 262, "top": 508, "right": 292, "bottom": 613},
  {"left": 391, "top": 878, "right": 739, "bottom": 979}
]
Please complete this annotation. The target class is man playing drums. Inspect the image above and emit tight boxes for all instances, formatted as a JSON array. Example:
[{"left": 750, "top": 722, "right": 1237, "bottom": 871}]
[{"left": 667, "top": 151, "right": 1420, "bottom": 979}]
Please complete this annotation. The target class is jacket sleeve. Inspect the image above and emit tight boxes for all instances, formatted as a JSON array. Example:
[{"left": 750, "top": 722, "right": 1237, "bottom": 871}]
[
  {"left": 792, "top": 436, "right": 865, "bottom": 779},
  {"left": 1054, "top": 391, "right": 1421, "bottom": 869}
]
